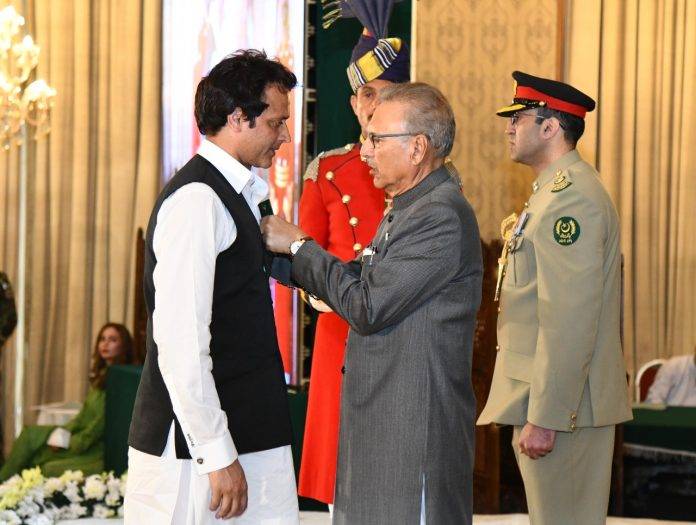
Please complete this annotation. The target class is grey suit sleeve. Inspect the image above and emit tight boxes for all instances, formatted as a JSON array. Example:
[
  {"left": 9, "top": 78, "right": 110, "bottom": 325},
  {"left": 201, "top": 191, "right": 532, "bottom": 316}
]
[
  {"left": 270, "top": 252, "right": 362, "bottom": 289},
  {"left": 270, "top": 254, "right": 293, "bottom": 286},
  {"left": 291, "top": 203, "right": 463, "bottom": 335}
]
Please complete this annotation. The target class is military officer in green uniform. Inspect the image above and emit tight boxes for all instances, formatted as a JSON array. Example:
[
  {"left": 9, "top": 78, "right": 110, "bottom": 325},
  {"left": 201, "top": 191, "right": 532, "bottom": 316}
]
[{"left": 477, "top": 71, "right": 633, "bottom": 525}]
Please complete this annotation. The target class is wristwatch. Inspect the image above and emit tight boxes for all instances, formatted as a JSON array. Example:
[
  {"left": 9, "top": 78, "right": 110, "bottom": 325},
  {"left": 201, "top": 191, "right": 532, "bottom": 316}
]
[{"left": 289, "top": 236, "right": 312, "bottom": 257}]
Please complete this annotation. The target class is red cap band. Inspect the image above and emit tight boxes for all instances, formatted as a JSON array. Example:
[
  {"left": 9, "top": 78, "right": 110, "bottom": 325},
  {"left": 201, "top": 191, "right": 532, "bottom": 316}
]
[{"left": 515, "top": 86, "right": 588, "bottom": 118}]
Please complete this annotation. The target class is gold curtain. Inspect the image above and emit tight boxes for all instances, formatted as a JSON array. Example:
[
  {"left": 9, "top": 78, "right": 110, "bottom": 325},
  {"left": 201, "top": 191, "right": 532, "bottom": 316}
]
[
  {"left": 413, "top": 0, "right": 559, "bottom": 240},
  {"left": 566, "top": 0, "right": 696, "bottom": 380},
  {"left": 0, "top": 0, "right": 161, "bottom": 453}
]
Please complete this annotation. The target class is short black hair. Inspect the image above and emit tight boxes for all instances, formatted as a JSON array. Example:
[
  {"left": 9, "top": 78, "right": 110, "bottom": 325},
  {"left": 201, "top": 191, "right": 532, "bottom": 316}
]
[
  {"left": 536, "top": 106, "right": 585, "bottom": 147},
  {"left": 194, "top": 49, "right": 297, "bottom": 136}
]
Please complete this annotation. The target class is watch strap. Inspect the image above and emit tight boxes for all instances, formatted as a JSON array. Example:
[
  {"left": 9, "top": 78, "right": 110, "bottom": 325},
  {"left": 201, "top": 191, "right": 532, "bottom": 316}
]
[{"left": 289, "top": 236, "right": 313, "bottom": 257}]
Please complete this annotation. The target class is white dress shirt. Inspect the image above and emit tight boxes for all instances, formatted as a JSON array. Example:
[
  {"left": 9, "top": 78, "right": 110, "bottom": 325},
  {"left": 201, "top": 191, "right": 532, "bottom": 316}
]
[
  {"left": 645, "top": 355, "right": 696, "bottom": 407},
  {"left": 152, "top": 139, "right": 269, "bottom": 475}
]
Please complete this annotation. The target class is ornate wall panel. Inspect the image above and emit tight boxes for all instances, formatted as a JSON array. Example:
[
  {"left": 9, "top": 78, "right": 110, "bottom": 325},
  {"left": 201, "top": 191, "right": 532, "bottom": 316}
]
[{"left": 413, "top": 0, "right": 559, "bottom": 240}]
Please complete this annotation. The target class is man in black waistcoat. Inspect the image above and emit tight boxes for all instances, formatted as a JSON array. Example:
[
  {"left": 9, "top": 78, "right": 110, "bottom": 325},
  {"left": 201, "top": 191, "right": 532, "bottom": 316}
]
[{"left": 124, "top": 50, "right": 299, "bottom": 524}]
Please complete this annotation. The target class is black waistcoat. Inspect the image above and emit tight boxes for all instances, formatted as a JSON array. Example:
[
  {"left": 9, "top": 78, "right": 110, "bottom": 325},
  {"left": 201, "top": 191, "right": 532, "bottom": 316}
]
[{"left": 128, "top": 154, "right": 292, "bottom": 459}]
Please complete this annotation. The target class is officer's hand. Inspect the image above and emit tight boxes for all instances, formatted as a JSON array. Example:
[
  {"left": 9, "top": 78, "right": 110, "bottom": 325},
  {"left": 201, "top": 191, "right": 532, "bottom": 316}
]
[
  {"left": 518, "top": 422, "right": 556, "bottom": 459},
  {"left": 261, "top": 216, "right": 306, "bottom": 255},
  {"left": 208, "top": 459, "right": 248, "bottom": 519}
]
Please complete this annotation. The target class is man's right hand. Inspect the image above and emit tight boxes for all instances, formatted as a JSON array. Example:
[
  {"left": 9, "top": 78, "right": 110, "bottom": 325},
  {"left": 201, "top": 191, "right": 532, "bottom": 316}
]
[
  {"left": 208, "top": 459, "right": 248, "bottom": 519},
  {"left": 518, "top": 422, "right": 556, "bottom": 459}
]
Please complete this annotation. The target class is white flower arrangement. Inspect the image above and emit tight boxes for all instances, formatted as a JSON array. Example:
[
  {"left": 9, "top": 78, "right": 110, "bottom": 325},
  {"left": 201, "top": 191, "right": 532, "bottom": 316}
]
[{"left": 0, "top": 468, "right": 126, "bottom": 524}]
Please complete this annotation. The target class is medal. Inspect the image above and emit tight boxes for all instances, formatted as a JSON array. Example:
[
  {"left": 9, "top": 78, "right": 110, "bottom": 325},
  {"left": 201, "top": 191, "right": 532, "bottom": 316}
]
[{"left": 361, "top": 245, "right": 377, "bottom": 266}]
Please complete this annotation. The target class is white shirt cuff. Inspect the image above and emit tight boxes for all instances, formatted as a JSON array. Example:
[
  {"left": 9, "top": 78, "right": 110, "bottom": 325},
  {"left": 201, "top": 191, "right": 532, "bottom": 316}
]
[
  {"left": 190, "top": 431, "right": 238, "bottom": 475},
  {"left": 47, "top": 427, "right": 71, "bottom": 449}
]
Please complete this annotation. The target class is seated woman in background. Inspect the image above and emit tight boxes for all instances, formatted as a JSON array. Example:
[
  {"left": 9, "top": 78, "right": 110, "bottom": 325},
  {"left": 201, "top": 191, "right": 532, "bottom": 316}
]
[{"left": 0, "top": 323, "right": 135, "bottom": 480}]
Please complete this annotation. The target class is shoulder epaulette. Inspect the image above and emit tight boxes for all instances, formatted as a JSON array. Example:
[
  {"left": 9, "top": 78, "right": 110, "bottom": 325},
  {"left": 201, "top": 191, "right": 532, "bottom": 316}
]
[
  {"left": 551, "top": 169, "right": 573, "bottom": 193},
  {"left": 303, "top": 144, "right": 355, "bottom": 181},
  {"left": 303, "top": 156, "right": 322, "bottom": 182}
]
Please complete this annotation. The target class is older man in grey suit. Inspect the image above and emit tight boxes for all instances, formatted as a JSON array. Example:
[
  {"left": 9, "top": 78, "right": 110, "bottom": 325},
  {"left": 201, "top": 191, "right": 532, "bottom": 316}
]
[{"left": 262, "top": 82, "right": 482, "bottom": 525}]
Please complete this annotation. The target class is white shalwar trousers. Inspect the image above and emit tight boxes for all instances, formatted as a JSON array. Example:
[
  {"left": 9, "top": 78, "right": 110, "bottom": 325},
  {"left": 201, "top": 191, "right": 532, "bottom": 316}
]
[{"left": 124, "top": 430, "right": 298, "bottom": 525}]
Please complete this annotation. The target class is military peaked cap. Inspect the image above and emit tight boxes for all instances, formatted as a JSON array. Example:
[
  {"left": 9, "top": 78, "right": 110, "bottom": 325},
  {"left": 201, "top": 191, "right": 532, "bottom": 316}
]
[{"left": 497, "top": 71, "right": 596, "bottom": 118}]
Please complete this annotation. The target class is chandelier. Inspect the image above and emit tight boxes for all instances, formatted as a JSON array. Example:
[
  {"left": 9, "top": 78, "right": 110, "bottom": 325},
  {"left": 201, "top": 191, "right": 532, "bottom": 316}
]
[
  {"left": 0, "top": 4, "right": 56, "bottom": 437},
  {"left": 0, "top": 5, "right": 56, "bottom": 150}
]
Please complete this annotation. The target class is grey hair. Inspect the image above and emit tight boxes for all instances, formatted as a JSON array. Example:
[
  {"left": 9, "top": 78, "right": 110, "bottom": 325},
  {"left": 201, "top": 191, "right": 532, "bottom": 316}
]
[{"left": 378, "top": 82, "right": 455, "bottom": 158}]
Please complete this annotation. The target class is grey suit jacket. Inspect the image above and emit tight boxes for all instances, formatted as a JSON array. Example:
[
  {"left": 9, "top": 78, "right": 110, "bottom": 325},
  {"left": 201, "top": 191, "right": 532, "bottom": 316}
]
[{"left": 292, "top": 167, "right": 482, "bottom": 525}]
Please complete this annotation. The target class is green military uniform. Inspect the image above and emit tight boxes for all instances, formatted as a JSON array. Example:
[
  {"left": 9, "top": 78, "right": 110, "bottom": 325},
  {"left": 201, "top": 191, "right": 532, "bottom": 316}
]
[
  {"left": 0, "top": 387, "right": 105, "bottom": 480},
  {"left": 477, "top": 72, "right": 633, "bottom": 525}
]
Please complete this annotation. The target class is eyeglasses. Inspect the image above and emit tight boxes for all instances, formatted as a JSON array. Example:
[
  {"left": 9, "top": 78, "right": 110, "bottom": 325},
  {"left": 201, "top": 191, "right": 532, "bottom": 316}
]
[
  {"left": 366, "top": 132, "right": 429, "bottom": 148},
  {"left": 509, "top": 112, "right": 568, "bottom": 130},
  {"left": 509, "top": 112, "right": 545, "bottom": 127}
]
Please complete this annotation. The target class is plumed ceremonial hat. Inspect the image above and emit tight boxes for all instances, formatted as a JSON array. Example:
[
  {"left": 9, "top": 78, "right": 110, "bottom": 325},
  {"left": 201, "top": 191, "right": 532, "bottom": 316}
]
[
  {"left": 497, "top": 71, "right": 596, "bottom": 118},
  {"left": 347, "top": 30, "right": 409, "bottom": 92},
  {"left": 321, "top": 0, "right": 410, "bottom": 93}
]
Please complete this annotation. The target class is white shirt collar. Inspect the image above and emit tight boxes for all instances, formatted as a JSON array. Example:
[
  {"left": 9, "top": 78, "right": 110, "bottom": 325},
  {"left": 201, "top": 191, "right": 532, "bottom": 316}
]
[{"left": 196, "top": 139, "right": 268, "bottom": 204}]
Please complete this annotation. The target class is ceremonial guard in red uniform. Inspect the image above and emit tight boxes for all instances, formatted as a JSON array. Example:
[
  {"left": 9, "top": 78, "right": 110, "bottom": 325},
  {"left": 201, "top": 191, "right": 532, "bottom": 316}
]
[{"left": 297, "top": 27, "right": 411, "bottom": 505}]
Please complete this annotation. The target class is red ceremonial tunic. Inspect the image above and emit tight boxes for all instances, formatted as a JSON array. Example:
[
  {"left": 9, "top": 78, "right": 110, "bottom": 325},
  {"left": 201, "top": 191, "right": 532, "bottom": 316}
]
[{"left": 297, "top": 142, "right": 385, "bottom": 504}]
